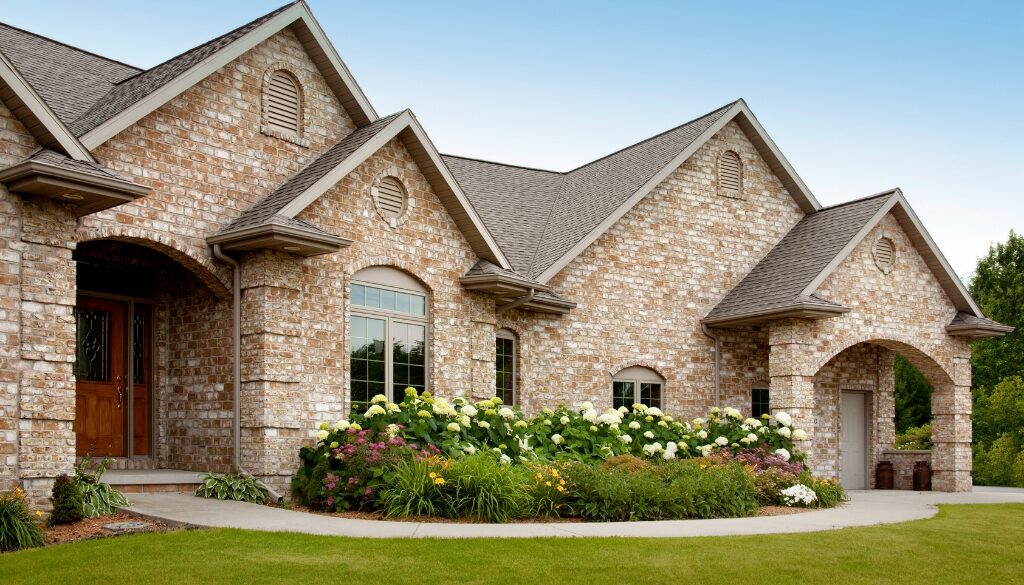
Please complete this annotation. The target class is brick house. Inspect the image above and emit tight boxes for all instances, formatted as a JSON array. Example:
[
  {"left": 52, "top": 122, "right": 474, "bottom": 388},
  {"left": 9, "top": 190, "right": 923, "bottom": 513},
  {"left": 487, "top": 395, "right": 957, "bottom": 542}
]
[{"left": 0, "top": 2, "right": 1010, "bottom": 501}]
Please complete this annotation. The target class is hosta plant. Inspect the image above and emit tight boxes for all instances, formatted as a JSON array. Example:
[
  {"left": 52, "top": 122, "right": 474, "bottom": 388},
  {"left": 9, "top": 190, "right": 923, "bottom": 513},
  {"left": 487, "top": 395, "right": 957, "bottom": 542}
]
[
  {"left": 74, "top": 457, "right": 129, "bottom": 517},
  {"left": 195, "top": 473, "right": 268, "bottom": 504}
]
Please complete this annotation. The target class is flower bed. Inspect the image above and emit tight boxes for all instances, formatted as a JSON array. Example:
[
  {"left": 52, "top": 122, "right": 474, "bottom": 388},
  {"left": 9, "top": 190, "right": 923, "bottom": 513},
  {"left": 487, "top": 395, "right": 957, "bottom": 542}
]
[{"left": 291, "top": 389, "right": 845, "bottom": 521}]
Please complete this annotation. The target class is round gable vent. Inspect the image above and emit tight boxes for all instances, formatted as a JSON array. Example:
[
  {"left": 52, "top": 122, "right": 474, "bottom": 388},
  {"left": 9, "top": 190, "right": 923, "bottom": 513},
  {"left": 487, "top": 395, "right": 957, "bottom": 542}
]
[{"left": 873, "top": 237, "right": 896, "bottom": 273}]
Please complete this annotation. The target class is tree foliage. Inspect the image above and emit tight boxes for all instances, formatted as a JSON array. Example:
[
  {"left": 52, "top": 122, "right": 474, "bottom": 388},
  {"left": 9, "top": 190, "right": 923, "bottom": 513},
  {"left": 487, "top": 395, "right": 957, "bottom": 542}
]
[
  {"left": 972, "top": 377, "right": 1024, "bottom": 486},
  {"left": 894, "top": 354, "right": 932, "bottom": 432},
  {"left": 969, "top": 230, "right": 1024, "bottom": 391}
]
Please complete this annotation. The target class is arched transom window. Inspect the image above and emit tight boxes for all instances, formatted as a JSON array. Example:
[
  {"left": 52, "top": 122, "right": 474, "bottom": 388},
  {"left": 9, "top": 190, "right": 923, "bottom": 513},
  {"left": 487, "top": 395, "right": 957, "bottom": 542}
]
[
  {"left": 612, "top": 366, "right": 664, "bottom": 410},
  {"left": 349, "top": 267, "right": 428, "bottom": 410}
]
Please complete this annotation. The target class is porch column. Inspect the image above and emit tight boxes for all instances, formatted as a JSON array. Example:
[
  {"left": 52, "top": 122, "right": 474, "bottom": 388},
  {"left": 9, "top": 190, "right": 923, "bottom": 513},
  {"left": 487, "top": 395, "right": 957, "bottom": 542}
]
[
  {"left": 931, "top": 340, "right": 973, "bottom": 492},
  {"left": 239, "top": 250, "right": 309, "bottom": 494},
  {"left": 767, "top": 319, "right": 817, "bottom": 456},
  {"left": 17, "top": 200, "right": 77, "bottom": 504},
  {"left": 470, "top": 295, "right": 497, "bottom": 403}
]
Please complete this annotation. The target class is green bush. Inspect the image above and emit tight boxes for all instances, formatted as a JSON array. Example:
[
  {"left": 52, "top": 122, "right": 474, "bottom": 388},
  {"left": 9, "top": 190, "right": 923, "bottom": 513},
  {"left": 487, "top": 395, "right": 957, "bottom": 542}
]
[
  {"left": 895, "top": 424, "right": 933, "bottom": 450},
  {"left": 799, "top": 473, "right": 848, "bottom": 508},
  {"left": 74, "top": 457, "right": 129, "bottom": 517},
  {"left": 195, "top": 473, "right": 268, "bottom": 504},
  {"left": 753, "top": 468, "right": 799, "bottom": 506},
  {"left": 973, "top": 377, "right": 1024, "bottom": 487},
  {"left": 561, "top": 459, "right": 758, "bottom": 521},
  {"left": 380, "top": 454, "right": 532, "bottom": 522},
  {"left": 0, "top": 487, "right": 45, "bottom": 552},
  {"left": 47, "top": 474, "right": 84, "bottom": 526}
]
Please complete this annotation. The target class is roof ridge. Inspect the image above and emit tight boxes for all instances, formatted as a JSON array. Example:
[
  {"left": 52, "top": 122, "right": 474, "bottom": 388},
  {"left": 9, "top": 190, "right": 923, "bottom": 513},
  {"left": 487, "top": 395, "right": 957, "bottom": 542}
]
[
  {"left": 0, "top": 21, "right": 142, "bottom": 72},
  {"left": 564, "top": 99, "right": 740, "bottom": 174},
  {"left": 441, "top": 153, "right": 563, "bottom": 175},
  {"left": 815, "top": 188, "right": 899, "bottom": 212},
  {"left": 114, "top": 1, "right": 297, "bottom": 86}
]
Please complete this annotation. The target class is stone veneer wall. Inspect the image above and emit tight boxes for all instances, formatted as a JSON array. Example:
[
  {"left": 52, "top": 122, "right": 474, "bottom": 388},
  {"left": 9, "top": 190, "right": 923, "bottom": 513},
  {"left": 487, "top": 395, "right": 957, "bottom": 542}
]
[
  {"left": 500, "top": 121, "right": 804, "bottom": 419},
  {"left": 769, "top": 213, "right": 973, "bottom": 491}
]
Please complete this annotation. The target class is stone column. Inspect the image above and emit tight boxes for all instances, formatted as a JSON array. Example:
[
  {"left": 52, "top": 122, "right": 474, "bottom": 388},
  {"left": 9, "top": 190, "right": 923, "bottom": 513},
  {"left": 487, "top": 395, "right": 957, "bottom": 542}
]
[
  {"left": 239, "top": 250, "right": 306, "bottom": 494},
  {"left": 767, "top": 319, "right": 818, "bottom": 461},
  {"left": 17, "top": 200, "right": 77, "bottom": 505},
  {"left": 0, "top": 187, "right": 22, "bottom": 491},
  {"left": 469, "top": 294, "right": 497, "bottom": 403},
  {"left": 873, "top": 347, "right": 896, "bottom": 487},
  {"left": 931, "top": 340, "right": 973, "bottom": 492}
]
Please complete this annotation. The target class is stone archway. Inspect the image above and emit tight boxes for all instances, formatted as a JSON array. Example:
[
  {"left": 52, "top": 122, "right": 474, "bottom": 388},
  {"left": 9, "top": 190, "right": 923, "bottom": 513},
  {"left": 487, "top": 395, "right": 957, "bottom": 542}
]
[{"left": 769, "top": 319, "right": 973, "bottom": 492}]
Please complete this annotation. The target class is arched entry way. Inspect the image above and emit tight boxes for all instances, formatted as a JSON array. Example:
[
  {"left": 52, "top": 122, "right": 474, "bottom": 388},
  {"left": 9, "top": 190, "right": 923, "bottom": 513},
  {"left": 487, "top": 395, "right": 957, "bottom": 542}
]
[
  {"left": 73, "top": 239, "right": 233, "bottom": 473},
  {"left": 809, "top": 339, "right": 959, "bottom": 491}
]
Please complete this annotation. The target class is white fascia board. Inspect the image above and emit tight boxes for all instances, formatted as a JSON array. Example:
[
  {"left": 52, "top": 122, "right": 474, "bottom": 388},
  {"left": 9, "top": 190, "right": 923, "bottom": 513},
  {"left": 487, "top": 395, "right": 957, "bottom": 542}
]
[
  {"left": 80, "top": 3, "right": 377, "bottom": 150},
  {"left": 277, "top": 110, "right": 512, "bottom": 270},
  {"left": 800, "top": 191, "right": 900, "bottom": 296},
  {"left": 0, "top": 53, "right": 95, "bottom": 162},
  {"left": 403, "top": 113, "right": 511, "bottom": 270},
  {"left": 535, "top": 101, "right": 747, "bottom": 284},
  {"left": 734, "top": 100, "right": 820, "bottom": 212},
  {"left": 277, "top": 111, "right": 411, "bottom": 217},
  {"left": 295, "top": 1, "right": 378, "bottom": 123}
]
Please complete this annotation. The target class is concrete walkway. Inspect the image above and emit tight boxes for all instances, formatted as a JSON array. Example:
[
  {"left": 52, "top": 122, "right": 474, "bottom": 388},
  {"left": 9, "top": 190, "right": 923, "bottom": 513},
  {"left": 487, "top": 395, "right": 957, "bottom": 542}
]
[{"left": 121, "top": 487, "right": 1024, "bottom": 539}]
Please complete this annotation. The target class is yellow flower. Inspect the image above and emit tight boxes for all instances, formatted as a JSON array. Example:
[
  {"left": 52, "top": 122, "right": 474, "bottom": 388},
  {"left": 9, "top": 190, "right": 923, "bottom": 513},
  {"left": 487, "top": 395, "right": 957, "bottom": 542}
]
[
  {"left": 545, "top": 481, "right": 552, "bottom": 487},
  {"left": 559, "top": 479, "right": 566, "bottom": 486},
  {"left": 442, "top": 461, "right": 450, "bottom": 470},
  {"left": 535, "top": 473, "right": 543, "bottom": 480},
  {"left": 35, "top": 510, "right": 43, "bottom": 518},
  {"left": 429, "top": 472, "right": 437, "bottom": 479},
  {"left": 556, "top": 485, "right": 565, "bottom": 492},
  {"left": 550, "top": 469, "right": 559, "bottom": 478},
  {"left": 434, "top": 477, "right": 445, "bottom": 485}
]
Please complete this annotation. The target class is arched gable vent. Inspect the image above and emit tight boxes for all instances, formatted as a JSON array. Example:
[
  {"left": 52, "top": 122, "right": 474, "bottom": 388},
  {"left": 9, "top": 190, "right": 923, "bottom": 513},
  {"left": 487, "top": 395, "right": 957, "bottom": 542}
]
[
  {"left": 264, "top": 70, "right": 301, "bottom": 135},
  {"left": 718, "top": 150, "right": 742, "bottom": 197}
]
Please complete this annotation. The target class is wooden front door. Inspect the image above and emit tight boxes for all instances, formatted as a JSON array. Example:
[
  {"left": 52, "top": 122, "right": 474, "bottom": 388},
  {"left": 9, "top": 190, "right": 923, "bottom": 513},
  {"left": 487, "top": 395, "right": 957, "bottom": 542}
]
[{"left": 74, "top": 297, "right": 128, "bottom": 457}]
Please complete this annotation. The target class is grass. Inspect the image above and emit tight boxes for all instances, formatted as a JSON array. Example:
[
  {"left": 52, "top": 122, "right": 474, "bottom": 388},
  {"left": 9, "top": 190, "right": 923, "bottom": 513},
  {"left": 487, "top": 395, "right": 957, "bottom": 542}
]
[{"left": 2, "top": 504, "right": 1023, "bottom": 584}]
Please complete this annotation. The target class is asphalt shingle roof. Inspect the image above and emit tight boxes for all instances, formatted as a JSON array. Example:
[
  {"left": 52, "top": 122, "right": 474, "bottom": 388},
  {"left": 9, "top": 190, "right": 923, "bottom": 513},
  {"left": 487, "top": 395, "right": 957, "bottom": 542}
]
[
  {"left": 704, "top": 191, "right": 895, "bottom": 321},
  {"left": 23, "top": 148, "right": 129, "bottom": 181},
  {"left": 221, "top": 112, "right": 401, "bottom": 233},
  {"left": 0, "top": 23, "right": 140, "bottom": 125},
  {"left": 445, "top": 102, "right": 735, "bottom": 278},
  {"left": 66, "top": 3, "right": 294, "bottom": 137}
]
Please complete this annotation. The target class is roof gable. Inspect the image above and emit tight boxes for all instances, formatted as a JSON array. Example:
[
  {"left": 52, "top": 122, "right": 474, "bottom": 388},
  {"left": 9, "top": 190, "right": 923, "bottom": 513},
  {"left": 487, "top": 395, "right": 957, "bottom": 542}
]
[
  {"left": 218, "top": 110, "right": 510, "bottom": 268},
  {"left": 66, "top": 1, "right": 377, "bottom": 149},
  {"left": 448, "top": 100, "right": 821, "bottom": 282},
  {"left": 704, "top": 189, "right": 985, "bottom": 325}
]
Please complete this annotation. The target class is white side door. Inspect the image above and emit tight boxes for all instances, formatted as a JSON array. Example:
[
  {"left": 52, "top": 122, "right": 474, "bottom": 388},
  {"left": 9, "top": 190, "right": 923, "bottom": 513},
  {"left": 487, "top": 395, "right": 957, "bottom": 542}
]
[{"left": 840, "top": 391, "right": 868, "bottom": 489}]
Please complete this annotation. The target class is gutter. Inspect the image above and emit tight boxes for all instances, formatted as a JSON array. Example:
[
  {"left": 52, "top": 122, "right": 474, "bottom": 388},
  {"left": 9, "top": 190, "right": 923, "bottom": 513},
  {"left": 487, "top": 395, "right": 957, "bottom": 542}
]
[
  {"left": 211, "top": 244, "right": 284, "bottom": 503},
  {"left": 700, "top": 323, "right": 721, "bottom": 408},
  {"left": 497, "top": 288, "right": 535, "bottom": 314}
]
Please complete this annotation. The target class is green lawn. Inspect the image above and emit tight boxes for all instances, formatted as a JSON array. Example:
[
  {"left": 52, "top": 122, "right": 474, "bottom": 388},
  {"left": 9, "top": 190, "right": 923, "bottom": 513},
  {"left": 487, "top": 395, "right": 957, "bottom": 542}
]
[{"left": 3, "top": 504, "right": 1023, "bottom": 584}]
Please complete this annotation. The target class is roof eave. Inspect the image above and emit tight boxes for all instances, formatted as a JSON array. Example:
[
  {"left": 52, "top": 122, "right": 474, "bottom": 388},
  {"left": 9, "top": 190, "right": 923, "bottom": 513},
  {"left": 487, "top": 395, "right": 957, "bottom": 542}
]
[
  {"left": 207, "top": 222, "right": 351, "bottom": 257},
  {"left": 0, "top": 159, "right": 149, "bottom": 216},
  {"left": 459, "top": 274, "right": 552, "bottom": 295},
  {"left": 701, "top": 303, "right": 851, "bottom": 328},
  {"left": 0, "top": 52, "right": 95, "bottom": 161},
  {"left": 945, "top": 323, "right": 1015, "bottom": 338}
]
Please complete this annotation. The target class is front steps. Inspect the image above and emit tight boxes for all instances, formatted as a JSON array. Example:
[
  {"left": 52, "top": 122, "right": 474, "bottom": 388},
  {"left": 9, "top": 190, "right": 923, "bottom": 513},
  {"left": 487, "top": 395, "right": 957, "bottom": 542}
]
[{"left": 104, "top": 469, "right": 206, "bottom": 494}]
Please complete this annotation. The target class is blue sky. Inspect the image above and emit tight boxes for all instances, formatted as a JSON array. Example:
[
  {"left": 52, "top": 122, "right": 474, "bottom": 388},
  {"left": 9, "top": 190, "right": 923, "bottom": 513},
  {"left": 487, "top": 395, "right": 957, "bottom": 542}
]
[{"left": 2, "top": 0, "right": 1020, "bottom": 277}]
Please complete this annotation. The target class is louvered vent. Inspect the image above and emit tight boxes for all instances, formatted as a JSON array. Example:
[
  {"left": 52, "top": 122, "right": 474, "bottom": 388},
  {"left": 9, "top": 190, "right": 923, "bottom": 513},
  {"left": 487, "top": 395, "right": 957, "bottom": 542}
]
[
  {"left": 874, "top": 237, "right": 895, "bottom": 272},
  {"left": 265, "top": 70, "right": 300, "bottom": 134},
  {"left": 718, "top": 150, "right": 742, "bottom": 195},
  {"left": 376, "top": 177, "right": 407, "bottom": 220}
]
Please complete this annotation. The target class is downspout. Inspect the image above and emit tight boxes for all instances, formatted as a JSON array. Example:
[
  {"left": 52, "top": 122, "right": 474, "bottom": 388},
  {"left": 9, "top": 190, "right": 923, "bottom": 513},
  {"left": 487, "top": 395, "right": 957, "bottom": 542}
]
[
  {"left": 701, "top": 323, "right": 721, "bottom": 408},
  {"left": 212, "top": 244, "right": 283, "bottom": 503}
]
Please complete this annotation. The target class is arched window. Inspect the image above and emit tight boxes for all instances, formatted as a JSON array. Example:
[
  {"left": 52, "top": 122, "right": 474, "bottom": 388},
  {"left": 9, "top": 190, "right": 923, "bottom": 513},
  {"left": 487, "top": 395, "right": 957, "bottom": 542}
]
[
  {"left": 349, "top": 267, "right": 428, "bottom": 410},
  {"left": 495, "top": 329, "right": 517, "bottom": 405},
  {"left": 264, "top": 69, "right": 301, "bottom": 136},
  {"left": 612, "top": 366, "right": 664, "bottom": 409},
  {"left": 717, "top": 150, "right": 742, "bottom": 198}
]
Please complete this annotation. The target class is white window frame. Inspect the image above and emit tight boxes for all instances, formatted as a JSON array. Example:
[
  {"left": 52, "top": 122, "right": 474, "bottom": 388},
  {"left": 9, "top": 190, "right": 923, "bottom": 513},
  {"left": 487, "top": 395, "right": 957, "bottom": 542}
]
[
  {"left": 612, "top": 366, "right": 664, "bottom": 409},
  {"left": 349, "top": 268, "right": 429, "bottom": 408},
  {"left": 495, "top": 328, "right": 517, "bottom": 405}
]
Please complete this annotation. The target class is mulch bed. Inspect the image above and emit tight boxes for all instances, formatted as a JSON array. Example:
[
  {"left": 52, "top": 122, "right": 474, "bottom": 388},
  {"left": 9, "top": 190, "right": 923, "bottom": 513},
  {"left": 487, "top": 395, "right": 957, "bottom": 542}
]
[{"left": 44, "top": 513, "right": 170, "bottom": 545}]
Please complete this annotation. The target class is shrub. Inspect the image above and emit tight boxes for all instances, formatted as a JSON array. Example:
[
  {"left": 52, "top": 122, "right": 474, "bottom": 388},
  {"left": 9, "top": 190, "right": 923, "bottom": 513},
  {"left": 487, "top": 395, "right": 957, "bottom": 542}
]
[
  {"left": 292, "top": 427, "right": 438, "bottom": 512},
  {"left": 47, "top": 474, "right": 84, "bottom": 526},
  {"left": 527, "top": 463, "right": 570, "bottom": 517},
  {"left": 895, "top": 424, "right": 933, "bottom": 450},
  {"left": 0, "top": 487, "right": 45, "bottom": 552},
  {"left": 305, "top": 390, "right": 808, "bottom": 472},
  {"left": 561, "top": 459, "right": 757, "bottom": 521},
  {"left": 195, "top": 473, "right": 267, "bottom": 504},
  {"left": 800, "top": 475, "right": 847, "bottom": 508},
  {"left": 379, "top": 454, "right": 532, "bottom": 522},
  {"left": 74, "top": 457, "right": 129, "bottom": 517},
  {"left": 753, "top": 468, "right": 799, "bottom": 506},
  {"left": 600, "top": 454, "right": 652, "bottom": 473}
]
